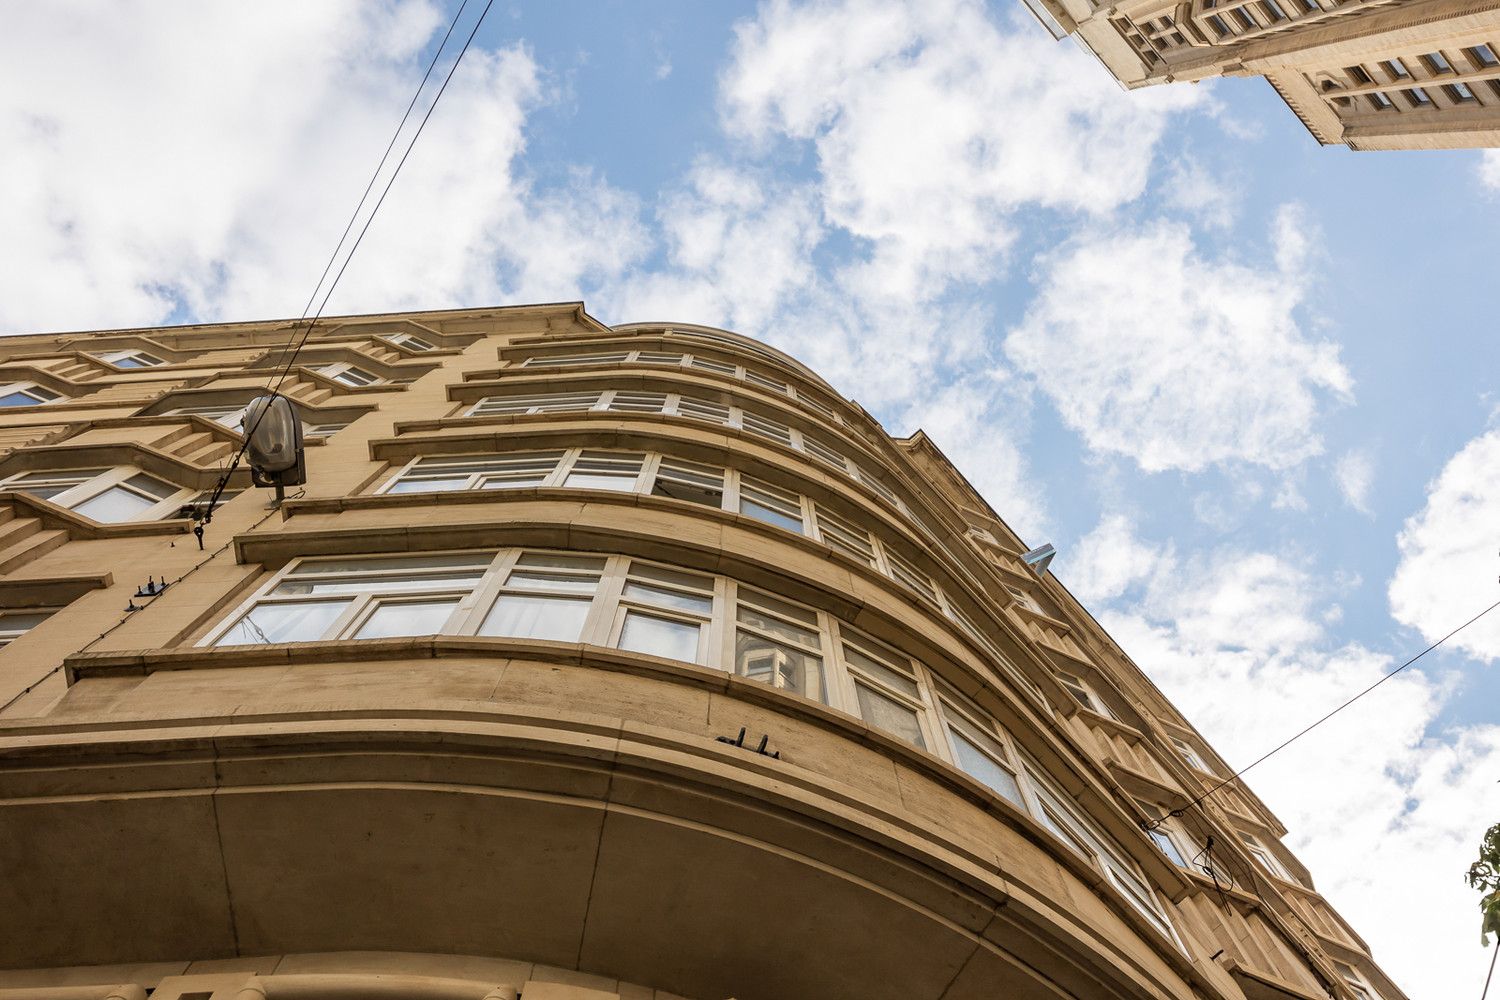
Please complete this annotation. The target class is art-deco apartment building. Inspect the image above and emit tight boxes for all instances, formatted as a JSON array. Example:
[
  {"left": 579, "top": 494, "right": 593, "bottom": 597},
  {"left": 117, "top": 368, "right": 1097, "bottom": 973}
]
[
  {"left": 0, "top": 304, "right": 1402, "bottom": 1000},
  {"left": 1025, "top": 0, "right": 1500, "bottom": 149}
]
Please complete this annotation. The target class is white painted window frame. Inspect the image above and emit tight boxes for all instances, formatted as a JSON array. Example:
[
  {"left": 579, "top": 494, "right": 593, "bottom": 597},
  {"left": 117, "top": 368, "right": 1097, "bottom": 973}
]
[{"left": 0, "top": 465, "right": 194, "bottom": 523}]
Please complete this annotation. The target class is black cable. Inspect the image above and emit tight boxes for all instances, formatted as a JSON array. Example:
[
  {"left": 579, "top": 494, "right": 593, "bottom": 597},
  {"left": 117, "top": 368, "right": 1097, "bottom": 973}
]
[
  {"left": 0, "top": 502, "right": 283, "bottom": 716},
  {"left": 203, "top": 0, "right": 495, "bottom": 522},
  {"left": 1147, "top": 596, "right": 1500, "bottom": 831},
  {"left": 268, "top": 0, "right": 470, "bottom": 374},
  {"left": 1483, "top": 940, "right": 1497, "bottom": 1000}
]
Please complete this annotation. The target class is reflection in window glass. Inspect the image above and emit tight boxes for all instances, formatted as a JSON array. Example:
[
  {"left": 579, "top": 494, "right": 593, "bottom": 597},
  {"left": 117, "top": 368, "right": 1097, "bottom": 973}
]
[{"left": 944, "top": 715, "right": 1024, "bottom": 808}]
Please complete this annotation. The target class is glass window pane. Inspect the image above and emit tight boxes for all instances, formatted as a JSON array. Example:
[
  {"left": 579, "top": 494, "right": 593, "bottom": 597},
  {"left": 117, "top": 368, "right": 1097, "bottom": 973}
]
[
  {"left": 124, "top": 473, "right": 179, "bottom": 500},
  {"left": 844, "top": 643, "right": 920, "bottom": 697},
  {"left": 292, "top": 553, "right": 494, "bottom": 575},
  {"left": 515, "top": 552, "right": 607, "bottom": 571},
  {"left": 854, "top": 681, "right": 925, "bottom": 748},
  {"left": 72, "top": 485, "right": 157, "bottom": 522},
  {"left": 619, "top": 611, "right": 702, "bottom": 662},
  {"left": 740, "top": 496, "right": 802, "bottom": 533},
  {"left": 1150, "top": 830, "right": 1188, "bottom": 868},
  {"left": 387, "top": 476, "right": 471, "bottom": 494},
  {"left": 274, "top": 572, "right": 483, "bottom": 596},
  {"left": 734, "top": 631, "right": 824, "bottom": 701},
  {"left": 947, "top": 725, "right": 1024, "bottom": 808},
  {"left": 480, "top": 594, "right": 591, "bottom": 642},
  {"left": 623, "top": 581, "right": 713, "bottom": 614},
  {"left": 0, "top": 611, "right": 54, "bottom": 633},
  {"left": 505, "top": 571, "right": 600, "bottom": 593},
  {"left": 354, "top": 598, "right": 459, "bottom": 639},
  {"left": 0, "top": 391, "right": 37, "bottom": 407},
  {"left": 218, "top": 599, "right": 350, "bottom": 645},
  {"left": 563, "top": 472, "right": 638, "bottom": 491}
]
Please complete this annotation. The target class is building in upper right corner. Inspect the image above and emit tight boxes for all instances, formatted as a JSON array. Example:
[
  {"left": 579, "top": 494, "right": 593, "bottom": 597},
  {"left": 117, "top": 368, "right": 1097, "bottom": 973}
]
[{"left": 1024, "top": 0, "right": 1500, "bottom": 150}]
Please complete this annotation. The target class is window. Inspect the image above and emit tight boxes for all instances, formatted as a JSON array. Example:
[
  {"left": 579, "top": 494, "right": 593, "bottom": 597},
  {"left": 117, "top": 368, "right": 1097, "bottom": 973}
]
[
  {"left": 738, "top": 476, "right": 806, "bottom": 534},
  {"left": 314, "top": 362, "right": 382, "bottom": 387},
  {"left": 524, "top": 352, "right": 630, "bottom": 368},
  {"left": 1168, "top": 735, "right": 1212, "bottom": 773},
  {"left": 613, "top": 563, "right": 715, "bottom": 663},
  {"left": 1470, "top": 44, "right": 1500, "bottom": 68},
  {"left": 1233, "top": 6, "right": 1256, "bottom": 29},
  {"left": 96, "top": 349, "right": 166, "bottom": 369},
  {"left": 471, "top": 391, "right": 601, "bottom": 416},
  {"left": 562, "top": 451, "right": 646, "bottom": 491},
  {"left": 1239, "top": 832, "right": 1291, "bottom": 881},
  {"left": 812, "top": 503, "right": 879, "bottom": 568},
  {"left": 939, "top": 694, "right": 1026, "bottom": 807},
  {"left": 1149, "top": 828, "right": 1189, "bottom": 868},
  {"left": 168, "top": 403, "right": 251, "bottom": 430},
  {"left": 733, "top": 586, "right": 825, "bottom": 702},
  {"left": 605, "top": 391, "right": 669, "bottom": 414},
  {"left": 1338, "top": 966, "right": 1380, "bottom": 1000},
  {"left": 842, "top": 630, "right": 928, "bottom": 748},
  {"left": 883, "top": 546, "right": 940, "bottom": 605},
  {"left": 215, "top": 552, "right": 493, "bottom": 646},
  {"left": 384, "top": 453, "right": 566, "bottom": 493},
  {"left": 1262, "top": 0, "right": 1287, "bottom": 22},
  {"left": 1384, "top": 58, "right": 1410, "bottom": 79},
  {"left": 1005, "top": 585, "right": 1042, "bottom": 614},
  {"left": 480, "top": 553, "right": 604, "bottom": 642},
  {"left": 389, "top": 332, "right": 437, "bottom": 351},
  {"left": 740, "top": 410, "right": 794, "bottom": 446},
  {"left": 1406, "top": 86, "right": 1433, "bottom": 107},
  {"left": 304, "top": 420, "right": 351, "bottom": 439},
  {"left": 1446, "top": 81, "right": 1477, "bottom": 102},
  {"left": 0, "top": 382, "right": 62, "bottom": 407},
  {"left": 688, "top": 355, "right": 738, "bottom": 376},
  {"left": 0, "top": 609, "right": 56, "bottom": 647},
  {"left": 1023, "top": 759, "right": 1180, "bottom": 942},
  {"left": 1423, "top": 51, "right": 1454, "bottom": 74},
  {"left": 0, "top": 467, "right": 188, "bottom": 523},
  {"left": 1368, "top": 91, "right": 1393, "bottom": 110},
  {"left": 651, "top": 457, "right": 726, "bottom": 508},
  {"left": 1056, "top": 669, "right": 1115, "bottom": 718}
]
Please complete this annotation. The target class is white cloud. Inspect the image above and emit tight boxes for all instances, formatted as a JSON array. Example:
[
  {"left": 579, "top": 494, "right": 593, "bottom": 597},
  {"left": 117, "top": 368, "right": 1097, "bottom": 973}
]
[
  {"left": 1082, "top": 519, "right": 1498, "bottom": 998},
  {"left": 1066, "top": 513, "right": 1166, "bottom": 603},
  {"left": 1479, "top": 150, "right": 1500, "bottom": 190},
  {"left": 0, "top": 1, "right": 648, "bottom": 335},
  {"left": 1160, "top": 156, "right": 1240, "bottom": 229},
  {"left": 1334, "top": 449, "right": 1376, "bottom": 514},
  {"left": 1390, "top": 429, "right": 1500, "bottom": 662},
  {"left": 1005, "top": 205, "right": 1352, "bottom": 473},
  {"left": 719, "top": 0, "right": 1203, "bottom": 301}
]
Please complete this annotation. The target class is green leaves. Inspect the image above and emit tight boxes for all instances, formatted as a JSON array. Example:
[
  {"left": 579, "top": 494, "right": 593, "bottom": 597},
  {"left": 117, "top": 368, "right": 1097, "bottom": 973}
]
[{"left": 1467, "top": 823, "right": 1500, "bottom": 945}]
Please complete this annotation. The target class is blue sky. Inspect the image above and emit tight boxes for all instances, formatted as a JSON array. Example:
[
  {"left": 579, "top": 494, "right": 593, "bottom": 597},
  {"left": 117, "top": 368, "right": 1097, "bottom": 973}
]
[{"left": 3, "top": 2, "right": 1499, "bottom": 995}]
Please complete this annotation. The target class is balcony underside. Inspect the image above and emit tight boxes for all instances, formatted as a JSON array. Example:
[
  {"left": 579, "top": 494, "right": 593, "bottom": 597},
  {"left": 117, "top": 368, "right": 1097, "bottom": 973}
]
[{"left": 0, "top": 658, "right": 1203, "bottom": 1000}]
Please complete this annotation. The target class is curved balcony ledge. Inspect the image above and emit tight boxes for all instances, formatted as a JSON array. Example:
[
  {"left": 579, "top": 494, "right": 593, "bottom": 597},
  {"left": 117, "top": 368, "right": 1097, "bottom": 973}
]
[{"left": 1, "top": 662, "right": 1215, "bottom": 1000}]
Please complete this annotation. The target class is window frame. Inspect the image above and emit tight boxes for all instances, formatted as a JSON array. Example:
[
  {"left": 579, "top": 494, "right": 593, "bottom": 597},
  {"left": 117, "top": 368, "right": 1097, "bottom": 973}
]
[
  {"left": 313, "top": 361, "right": 385, "bottom": 387},
  {"left": 0, "top": 465, "right": 194, "bottom": 523},
  {"left": 96, "top": 349, "right": 167, "bottom": 369},
  {"left": 0, "top": 381, "right": 64, "bottom": 407}
]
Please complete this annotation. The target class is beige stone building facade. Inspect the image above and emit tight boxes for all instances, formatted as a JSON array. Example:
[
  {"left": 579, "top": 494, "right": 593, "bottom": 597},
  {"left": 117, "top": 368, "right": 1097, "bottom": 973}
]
[
  {"left": 0, "top": 304, "right": 1402, "bottom": 1000},
  {"left": 1028, "top": 0, "right": 1500, "bottom": 149}
]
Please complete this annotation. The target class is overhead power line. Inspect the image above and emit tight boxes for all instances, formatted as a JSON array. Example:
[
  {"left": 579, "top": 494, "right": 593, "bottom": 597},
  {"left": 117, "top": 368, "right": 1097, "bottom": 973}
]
[
  {"left": 1148, "top": 596, "right": 1500, "bottom": 831},
  {"left": 202, "top": 0, "right": 497, "bottom": 523}
]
